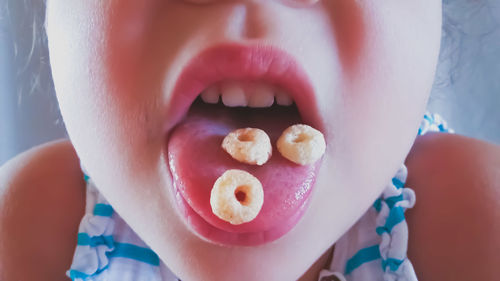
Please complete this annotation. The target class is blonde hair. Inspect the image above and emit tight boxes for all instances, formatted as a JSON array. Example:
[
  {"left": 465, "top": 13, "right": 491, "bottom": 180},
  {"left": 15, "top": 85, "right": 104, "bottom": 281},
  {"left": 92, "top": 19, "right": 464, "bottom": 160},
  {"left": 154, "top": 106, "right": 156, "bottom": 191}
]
[{"left": 2, "top": 0, "right": 53, "bottom": 105}]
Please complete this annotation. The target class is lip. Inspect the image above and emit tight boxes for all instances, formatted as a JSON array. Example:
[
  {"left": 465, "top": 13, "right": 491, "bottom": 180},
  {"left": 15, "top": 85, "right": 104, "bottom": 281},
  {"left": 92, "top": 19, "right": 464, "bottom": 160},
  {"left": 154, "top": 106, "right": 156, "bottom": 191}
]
[
  {"left": 165, "top": 42, "right": 323, "bottom": 246},
  {"left": 164, "top": 42, "right": 323, "bottom": 133}
]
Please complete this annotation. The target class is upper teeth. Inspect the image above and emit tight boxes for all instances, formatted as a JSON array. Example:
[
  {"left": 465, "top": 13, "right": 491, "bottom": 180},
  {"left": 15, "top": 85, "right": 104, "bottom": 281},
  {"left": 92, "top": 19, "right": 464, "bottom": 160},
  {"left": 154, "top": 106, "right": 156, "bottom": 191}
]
[
  {"left": 200, "top": 81, "right": 294, "bottom": 107},
  {"left": 200, "top": 85, "right": 220, "bottom": 104}
]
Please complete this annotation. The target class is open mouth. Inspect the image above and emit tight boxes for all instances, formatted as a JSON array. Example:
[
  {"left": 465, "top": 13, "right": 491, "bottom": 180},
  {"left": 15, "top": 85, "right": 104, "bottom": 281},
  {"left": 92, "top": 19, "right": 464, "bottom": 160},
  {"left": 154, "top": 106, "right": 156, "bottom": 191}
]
[{"left": 165, "top": 43, "right": 324, "bottom": 246}]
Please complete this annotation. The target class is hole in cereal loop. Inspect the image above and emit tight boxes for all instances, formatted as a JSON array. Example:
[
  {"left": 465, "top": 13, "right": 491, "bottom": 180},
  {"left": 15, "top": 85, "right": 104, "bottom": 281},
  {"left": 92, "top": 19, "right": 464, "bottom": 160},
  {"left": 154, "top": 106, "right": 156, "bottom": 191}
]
[
  {"left": 238, "top": 132, "right": 254, "bottom": 142},
  {"left": 222, "top": 128, "right": 272, "bottom": 165},
  {"left": 293, "top": 133, "right": 310, "bottom": 143},
  {"left": 234, "top": 187, "right": 248, "bottom": 204}
]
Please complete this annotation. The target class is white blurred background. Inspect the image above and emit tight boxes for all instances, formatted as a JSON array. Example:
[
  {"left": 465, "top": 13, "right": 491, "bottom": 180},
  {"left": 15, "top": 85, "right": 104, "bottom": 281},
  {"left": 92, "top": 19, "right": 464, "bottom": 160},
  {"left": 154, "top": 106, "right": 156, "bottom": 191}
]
[{"left": 1, "top": 0, "right": 499, "bottom": 166}]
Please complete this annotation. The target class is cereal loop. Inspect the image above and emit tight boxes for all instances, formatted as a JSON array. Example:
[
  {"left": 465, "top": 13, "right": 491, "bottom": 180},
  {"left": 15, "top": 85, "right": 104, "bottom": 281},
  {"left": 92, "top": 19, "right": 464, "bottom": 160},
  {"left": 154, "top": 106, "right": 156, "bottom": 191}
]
[
  {"left": 210, "top": 169, "right": 264, "bottom": 225},
  {"left": 277, "top": 124, "right": 326, "bottom": 165},
  {"left": 222, "top": 128, "right": 272, "bottom": 166}
]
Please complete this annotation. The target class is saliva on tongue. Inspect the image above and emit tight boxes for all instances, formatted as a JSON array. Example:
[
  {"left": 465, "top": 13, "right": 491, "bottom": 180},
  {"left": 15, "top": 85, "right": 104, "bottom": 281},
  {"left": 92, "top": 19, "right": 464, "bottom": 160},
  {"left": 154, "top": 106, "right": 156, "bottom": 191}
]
[{"left": 167, "top": 98, "right": 319, "bottom": 234}]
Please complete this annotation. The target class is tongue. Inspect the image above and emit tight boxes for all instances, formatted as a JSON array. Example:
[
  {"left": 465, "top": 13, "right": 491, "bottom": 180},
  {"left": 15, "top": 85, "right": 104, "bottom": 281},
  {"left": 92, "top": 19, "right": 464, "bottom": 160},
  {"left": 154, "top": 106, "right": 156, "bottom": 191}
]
[{"left": 167, "top": 100, "right": 320, "bottom": 233}]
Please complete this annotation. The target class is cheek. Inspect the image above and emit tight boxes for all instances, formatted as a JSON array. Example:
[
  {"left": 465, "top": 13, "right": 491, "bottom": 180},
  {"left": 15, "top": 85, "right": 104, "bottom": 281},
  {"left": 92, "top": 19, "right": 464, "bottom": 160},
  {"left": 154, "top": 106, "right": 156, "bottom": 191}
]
[
  {"left": 347, "top": 1, "right": 441, "bottom": 130},
  {"left": 322, "top": 0, "right": 366, "bottom": 74},
  {"left": 106, "top": 1, "right": 162, "bottom": 99},
  {"left": 47, "top": 1, "right": 166, "bottom": 193},
  {"left": 310, "top": 1, "right": 442, "bottom": 234},
  {"left": 329, "top": 1, "right": 442, "bottom": 153}
]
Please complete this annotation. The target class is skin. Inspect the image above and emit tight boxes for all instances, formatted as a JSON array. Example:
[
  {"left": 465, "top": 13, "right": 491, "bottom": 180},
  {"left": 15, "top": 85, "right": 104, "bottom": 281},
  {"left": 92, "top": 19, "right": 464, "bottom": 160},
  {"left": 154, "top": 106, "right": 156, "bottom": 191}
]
[
  {"left": 0, "top": 140, "right": 85, "bottom": 281},
  {"left": 406, "top": 133, "right": 500, "bottom": 281},
  {"left": 41, "top": 0, "right": 444, "bottom": 280},
  {"left": 4, "top": 1, "right": 498, "bottom": 280},
  {"left": 1, "top": 135, "right": 499, "bottom": 281}
]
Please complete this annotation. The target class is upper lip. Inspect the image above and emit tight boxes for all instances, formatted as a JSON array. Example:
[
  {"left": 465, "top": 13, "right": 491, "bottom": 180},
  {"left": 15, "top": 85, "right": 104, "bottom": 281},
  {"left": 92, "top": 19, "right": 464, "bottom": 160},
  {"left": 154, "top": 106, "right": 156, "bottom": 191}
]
[{"left": 164, "top": 42, "right": 322, "bottom": 133}]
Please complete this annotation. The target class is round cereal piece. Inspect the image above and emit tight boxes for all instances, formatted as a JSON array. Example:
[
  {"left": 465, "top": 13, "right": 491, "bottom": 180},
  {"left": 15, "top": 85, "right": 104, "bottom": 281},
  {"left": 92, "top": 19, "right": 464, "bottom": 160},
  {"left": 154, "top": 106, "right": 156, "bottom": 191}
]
[
  {"left": 277, "top": 124, "right": 326, "bottom": 165},
  {"left": 210, "top": 169, "right": 264, "bottom": 225},
  {"left": 222, "top": 128, "right": 272, "bottom": 166}
]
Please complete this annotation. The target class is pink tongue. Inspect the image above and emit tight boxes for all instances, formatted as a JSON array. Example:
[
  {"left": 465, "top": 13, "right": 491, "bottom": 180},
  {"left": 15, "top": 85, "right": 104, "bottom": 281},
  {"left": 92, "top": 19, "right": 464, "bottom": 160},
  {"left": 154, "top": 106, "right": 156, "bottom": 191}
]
[{"left": 167, "top": 100, "right": 320, "bottom": 233}]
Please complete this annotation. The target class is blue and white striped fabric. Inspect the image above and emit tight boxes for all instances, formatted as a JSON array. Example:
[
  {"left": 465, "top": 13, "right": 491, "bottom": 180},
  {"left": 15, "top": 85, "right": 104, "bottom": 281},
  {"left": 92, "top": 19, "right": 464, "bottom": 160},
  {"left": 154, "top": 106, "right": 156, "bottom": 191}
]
[
  {"left": 68, "top": 112, "right": 451, "bottom": 281},
  {"left": 66, "top": 166, "right": 180, "bottom": 281},
  {"left": 319, "top": 112, "right": 452, "bottom": 281}
]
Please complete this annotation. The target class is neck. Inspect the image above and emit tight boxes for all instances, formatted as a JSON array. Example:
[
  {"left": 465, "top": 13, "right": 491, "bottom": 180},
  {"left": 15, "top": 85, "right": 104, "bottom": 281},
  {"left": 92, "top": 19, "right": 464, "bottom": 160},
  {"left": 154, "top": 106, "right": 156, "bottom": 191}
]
[{"left": 297, "top": 245, "right": 335, "bottom": 281}]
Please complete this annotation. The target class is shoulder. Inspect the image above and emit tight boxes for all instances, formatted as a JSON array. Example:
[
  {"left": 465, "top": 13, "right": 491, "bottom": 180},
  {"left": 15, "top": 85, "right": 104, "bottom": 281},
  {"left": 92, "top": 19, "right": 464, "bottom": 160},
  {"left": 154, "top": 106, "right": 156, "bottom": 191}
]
[
  {"left": 0, "top": 139, "right": 86, "bottom": 281},
  {"left": 405, "top": 132, "right": 500, "bottom": 280}
]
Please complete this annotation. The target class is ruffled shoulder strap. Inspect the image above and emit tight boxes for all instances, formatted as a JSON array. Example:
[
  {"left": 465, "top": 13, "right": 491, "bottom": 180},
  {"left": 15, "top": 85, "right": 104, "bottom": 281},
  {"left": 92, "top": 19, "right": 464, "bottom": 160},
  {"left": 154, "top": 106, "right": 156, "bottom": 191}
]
[
  {"left": 418, "top": 111, "right": 453, "bottom": 135},
  {"left": 319, "top": 112, "right": 453, "bottom": 281},
  {"left": 66, "top": 165, "right": 179, "bottom": 281}
]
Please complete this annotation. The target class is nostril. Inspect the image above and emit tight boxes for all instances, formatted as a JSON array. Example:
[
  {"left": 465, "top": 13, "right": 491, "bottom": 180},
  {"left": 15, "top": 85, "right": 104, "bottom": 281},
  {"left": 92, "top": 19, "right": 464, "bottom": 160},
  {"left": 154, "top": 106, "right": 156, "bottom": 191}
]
[
  {"left": 297, "top": 0, "right": 319, "bottom": 3},
  {"left": 184, "top": 0, "right": 320, "bottom": 5},
  {"left": 181, "top": 0, "right": 214, "bottom": 4},
  {"left": 283, "top": 0, "right": 320, "bottom": 6}
]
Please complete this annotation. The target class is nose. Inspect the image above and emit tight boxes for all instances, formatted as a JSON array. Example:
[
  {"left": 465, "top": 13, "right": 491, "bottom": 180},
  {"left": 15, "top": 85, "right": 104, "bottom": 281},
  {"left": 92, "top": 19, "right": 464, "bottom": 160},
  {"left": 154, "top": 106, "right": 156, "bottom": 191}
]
[
  {"left": 178, "top": 0, "right": 322, "bottom": 40},
  {"left": 289, "top": 0, "right": 320, "bottom": 4},
  {"left": 182, "top": 0, "right": 320, "bottom": 6}
]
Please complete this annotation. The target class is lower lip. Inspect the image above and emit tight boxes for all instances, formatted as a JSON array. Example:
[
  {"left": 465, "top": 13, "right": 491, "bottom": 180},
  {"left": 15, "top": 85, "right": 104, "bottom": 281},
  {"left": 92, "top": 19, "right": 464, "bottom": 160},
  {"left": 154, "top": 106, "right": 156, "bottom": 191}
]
[
  {"left": 164, "top": 43, "right": 321, "bottom": 246},
  {"left": 172, "top": 183, "right": 311, "bottom": 246}
]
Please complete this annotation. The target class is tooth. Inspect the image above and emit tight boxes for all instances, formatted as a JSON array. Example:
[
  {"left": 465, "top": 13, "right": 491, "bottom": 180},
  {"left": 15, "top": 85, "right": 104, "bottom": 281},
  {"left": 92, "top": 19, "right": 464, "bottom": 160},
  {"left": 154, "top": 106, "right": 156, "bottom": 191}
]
[
  {"left": 248, "top": 83, "right": 274, "bottom": 108},
  {"left": 221, "top": 81, "right": 247, "bottom": 107},
  {"left": 201, "top": 85, "right": 220, "bottom": 104},
  {"left": 276, "top": 91, "right": 293, "bottom": 106}
]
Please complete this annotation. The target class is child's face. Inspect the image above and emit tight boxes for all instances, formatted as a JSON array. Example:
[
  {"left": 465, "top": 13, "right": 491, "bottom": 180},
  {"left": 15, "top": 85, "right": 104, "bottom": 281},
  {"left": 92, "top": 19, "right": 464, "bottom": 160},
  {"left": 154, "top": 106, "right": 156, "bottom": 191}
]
[{"left": 46, "top": 1, "right": 441, "bottom": 280}]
